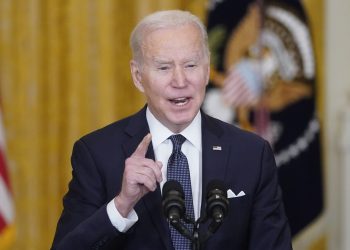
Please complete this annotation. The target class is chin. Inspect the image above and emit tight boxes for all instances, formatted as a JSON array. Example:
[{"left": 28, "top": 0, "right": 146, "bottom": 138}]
[{"left": 170, "top": 113, "right": 195, "bottom": 127}]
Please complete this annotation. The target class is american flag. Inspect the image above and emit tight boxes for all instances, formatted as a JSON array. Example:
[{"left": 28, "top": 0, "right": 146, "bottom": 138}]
[
  {"left": 0, "top": 108, "right": 15, "bottom": 248},
  {"left": 221, "top": 61, "right": 262, "bottom": 107}
]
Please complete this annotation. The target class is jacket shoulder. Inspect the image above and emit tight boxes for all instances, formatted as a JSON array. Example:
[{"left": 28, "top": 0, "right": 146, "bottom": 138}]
[
  {"left": 79, "top": 107, "right": 147, "bottom": 147},
  {"left": 203, "top": 113, "right": 266, "bottom": 146}
]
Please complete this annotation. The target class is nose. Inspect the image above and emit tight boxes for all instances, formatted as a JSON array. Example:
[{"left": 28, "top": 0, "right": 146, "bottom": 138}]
[{"left": 172, "top": 67, "right": 186, "bottom": 88}]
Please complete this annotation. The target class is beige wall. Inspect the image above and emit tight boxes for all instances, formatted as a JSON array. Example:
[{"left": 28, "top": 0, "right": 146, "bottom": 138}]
[{"left": 324, "top": 0, "right": 350, "bottom": 249}]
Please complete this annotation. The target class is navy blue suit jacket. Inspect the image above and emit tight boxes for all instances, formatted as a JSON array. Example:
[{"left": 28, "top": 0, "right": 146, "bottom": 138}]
[{"left": 51, "top": 107, "right": 292, "bottom": 249}]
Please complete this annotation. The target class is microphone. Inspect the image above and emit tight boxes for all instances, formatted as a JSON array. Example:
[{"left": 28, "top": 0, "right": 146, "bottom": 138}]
[
  {"left": 162, "top": 180, "right": 193, "bottom": 241},
  {"left": 162, "top": 180, "right": 185, "bottom": 223},
  {"left": 206, "top": 180, "right": 229, "bottom": 234}
]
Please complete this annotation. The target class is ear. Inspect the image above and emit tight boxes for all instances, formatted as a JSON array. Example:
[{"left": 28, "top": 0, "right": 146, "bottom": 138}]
[
  {"left": 205, "top": 63, "right": 210, "bottom": 86},
  {"left": 130, "top": 60, "right": 144, "bottom": 92}
]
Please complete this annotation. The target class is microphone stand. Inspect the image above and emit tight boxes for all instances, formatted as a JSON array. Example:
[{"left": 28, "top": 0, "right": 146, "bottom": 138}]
[
  {"left": 191, "top": 215, "right": 205, "bottom": 250},
  {"left": 173, "top": 215, "right": 201, "bottom": 250},
  {"left": 169, "top": 212, "right": 225, "bottom": 250},
  {"left": 183, "top": 215, "right": 200, "bottom": 250},
  {"left": 192, "top": 213, "right": 225, "bottom": 250}
]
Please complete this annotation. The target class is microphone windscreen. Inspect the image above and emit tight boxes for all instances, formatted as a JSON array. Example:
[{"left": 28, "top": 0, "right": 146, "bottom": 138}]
[
  {"left": 163, "top": 180, "right": 184, "bottom": 197},
  {"left": 206, "top": 180, "right": 227, "bottom": 197}
]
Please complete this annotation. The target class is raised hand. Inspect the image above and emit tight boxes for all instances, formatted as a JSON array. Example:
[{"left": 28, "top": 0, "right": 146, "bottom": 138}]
[{"left": 114, "top": 133, "right": 163, "bottom": 217}]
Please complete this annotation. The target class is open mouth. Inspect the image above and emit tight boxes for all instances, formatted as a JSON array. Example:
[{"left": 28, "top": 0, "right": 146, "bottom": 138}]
[{"left": 169, "top": 97, "right": 190, "bottom": 106}]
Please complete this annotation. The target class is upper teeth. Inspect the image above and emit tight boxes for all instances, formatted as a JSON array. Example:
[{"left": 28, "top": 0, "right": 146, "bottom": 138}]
[
  {"left": 174, "top": 98, "right": 186, "bottom": 101},
  {"left": 172, "top": 97, "right": 188, "bottom": 105}
]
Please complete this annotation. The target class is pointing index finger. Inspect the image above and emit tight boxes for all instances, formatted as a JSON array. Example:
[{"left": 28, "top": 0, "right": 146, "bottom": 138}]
[{"left": 132, "top": 133, "right": 152, "bottom": 157}]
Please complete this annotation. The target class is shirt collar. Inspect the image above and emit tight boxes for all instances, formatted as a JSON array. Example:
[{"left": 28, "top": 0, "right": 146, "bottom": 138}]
[{"left": 146, "top": 107, "right": 202, "bottom": 151}]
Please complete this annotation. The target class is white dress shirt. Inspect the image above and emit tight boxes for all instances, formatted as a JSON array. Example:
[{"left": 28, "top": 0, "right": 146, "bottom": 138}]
[{"left": 107, "top": 107, "right": 202, "bottom": 232}]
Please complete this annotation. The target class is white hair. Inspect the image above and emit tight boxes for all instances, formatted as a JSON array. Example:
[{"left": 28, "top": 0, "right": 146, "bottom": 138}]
[{"left": 130, "top": 10, "right": 210, "bottom": 63}]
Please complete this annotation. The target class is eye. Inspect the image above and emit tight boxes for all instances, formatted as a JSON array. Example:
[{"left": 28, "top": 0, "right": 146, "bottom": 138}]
[
  {"left": 158, "top": 65, "right": 170, "bottom": 71},
  {"left": 185, "top": 64, "right": 197, "bottom": 69}
]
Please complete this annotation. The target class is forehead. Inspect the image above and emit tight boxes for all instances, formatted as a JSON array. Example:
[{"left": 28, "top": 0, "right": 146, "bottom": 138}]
[{"left": 141, "top": 24, "right": 206, "bottom": 61}]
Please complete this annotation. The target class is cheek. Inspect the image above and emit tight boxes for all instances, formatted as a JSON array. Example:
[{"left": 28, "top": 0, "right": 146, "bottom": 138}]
[
  {"left": 191, "top": 75, "right": 208, "bottom": 92},
  {"left": 188, "top": 67, "right": 209, "bottom": 85},
  {"left": 144, "top": 76, "right": 172, "bottom": 97},
  {"left": 144, "top": 84, "right": 165, "bottom": 101}
]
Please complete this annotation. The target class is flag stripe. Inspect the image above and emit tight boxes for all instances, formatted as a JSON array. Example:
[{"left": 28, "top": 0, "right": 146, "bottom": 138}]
[
  {"left": 0, "top": 152, "right": 9, "bottom": 187},
  {"left": 0, "top": 214, "right": 6, "bottom": 232},
  {"left": 0, "top": 106, "right": 13, "bottom": 229},
  {"left": 0, "top": 214, "right": 7, "bottom": 230},
  {"left": 223, "top": 75, "right": 257, "bottom": 106},
  {"left": 0, "top": 176, "right": 14, "bottom": 224}
]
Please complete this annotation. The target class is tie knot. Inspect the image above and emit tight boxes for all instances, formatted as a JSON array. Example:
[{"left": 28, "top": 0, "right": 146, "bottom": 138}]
[{"left": 169, "top": 134, "right": 186, "bottom": 152}]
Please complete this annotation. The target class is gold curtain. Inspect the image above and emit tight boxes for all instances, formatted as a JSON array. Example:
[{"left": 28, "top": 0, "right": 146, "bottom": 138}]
[{"left": 0, "top": 1, "right": 206, "bottom": 249}]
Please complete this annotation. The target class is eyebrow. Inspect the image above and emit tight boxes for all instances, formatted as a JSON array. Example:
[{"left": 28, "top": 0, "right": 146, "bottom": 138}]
[
  {"left": 153, "top": 59, "right": 172, "bottom": 64},
  {"left": 152, "top": 54, "right": 203, "bottom": 65}
]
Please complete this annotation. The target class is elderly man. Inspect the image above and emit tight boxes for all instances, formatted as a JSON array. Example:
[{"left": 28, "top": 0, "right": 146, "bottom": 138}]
[{"left": 51, "top": 10, "right": 292, "bottom": 250}]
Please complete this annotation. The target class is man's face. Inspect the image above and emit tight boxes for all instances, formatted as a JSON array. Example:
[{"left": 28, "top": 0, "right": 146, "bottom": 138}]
[{"left": 131, "top": 24, "right": 210, "bottom": 133}]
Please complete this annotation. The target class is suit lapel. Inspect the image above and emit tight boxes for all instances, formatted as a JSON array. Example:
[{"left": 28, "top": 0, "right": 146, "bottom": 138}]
[
  {"left": 200, "top": 112, "right": 231, "bottom": 218},
  {"left": 122, "top": 107, "right": 172, "bottom": 250}
]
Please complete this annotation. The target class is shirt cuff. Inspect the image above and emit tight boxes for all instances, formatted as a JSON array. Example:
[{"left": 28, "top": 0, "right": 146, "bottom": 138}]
[{"left": 106, "top": 199, "right": 138, "bottom": 232}]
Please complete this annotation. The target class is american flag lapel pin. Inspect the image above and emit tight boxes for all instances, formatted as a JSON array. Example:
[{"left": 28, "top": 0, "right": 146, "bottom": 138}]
[{"left": 212, "top": 146, "right": 222, "bottom": 151}]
